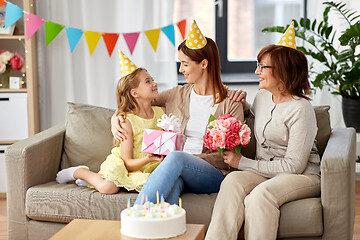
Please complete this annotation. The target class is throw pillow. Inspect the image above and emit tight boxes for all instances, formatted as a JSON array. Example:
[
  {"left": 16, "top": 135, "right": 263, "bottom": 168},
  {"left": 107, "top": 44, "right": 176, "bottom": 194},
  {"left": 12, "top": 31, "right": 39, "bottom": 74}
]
[
  {"left": 313, "top": 105, "right": 331, "bottom": 157},
  {"left": 61, "top": 102, "right": 115, "bottom": 172}
]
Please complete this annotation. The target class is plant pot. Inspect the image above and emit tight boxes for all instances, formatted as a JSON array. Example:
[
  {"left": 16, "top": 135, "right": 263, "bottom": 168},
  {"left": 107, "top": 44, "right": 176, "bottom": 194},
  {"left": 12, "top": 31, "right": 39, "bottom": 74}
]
[{"left": 342, "top": 97, "right": 360, "bottom": 132}]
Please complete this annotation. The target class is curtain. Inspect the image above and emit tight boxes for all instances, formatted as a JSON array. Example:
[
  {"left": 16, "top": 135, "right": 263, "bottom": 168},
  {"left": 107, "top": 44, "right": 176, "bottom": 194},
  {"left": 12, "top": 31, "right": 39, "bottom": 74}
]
[
  {"left": 308, "top": 0, "right": 359, "bottom": 128},
  {"left": 35, "top": 0, "right": 176, "bottom": 130}
]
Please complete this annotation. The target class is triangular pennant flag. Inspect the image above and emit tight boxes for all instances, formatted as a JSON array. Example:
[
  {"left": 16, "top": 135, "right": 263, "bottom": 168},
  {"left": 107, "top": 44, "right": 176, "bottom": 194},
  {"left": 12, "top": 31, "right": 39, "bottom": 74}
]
[
  {"left": 177, "top": 19, "right": 186, "bottom": 40},
  {"left": 25, "top": 12, "right": 44, "bottom": 40},
  {"left": 84, "top": 31, "right": 102, "bottom": 55},
  {"left": 45, "top": 21, "right": 64, "bottom": 46},
  {"left": 0, "top": 0, "right": 6, "bottom": 8},
  {"left": 145, "top": 28, "right": 161, "bottom": 52},
  {"left": 123, "top": 32, "right": 140, "bottom": 55},
  {"left": 65, "top": 27, "right": 83, "bottom": 53},
  {"left": 102, "top": 33, "right": 119, "bottom": 57},
  {"left": 4, "top": 2, "right": 24, "bottom": 29},
  {"left": 161, "top": 24, "right": 175, "bottom": 46}
]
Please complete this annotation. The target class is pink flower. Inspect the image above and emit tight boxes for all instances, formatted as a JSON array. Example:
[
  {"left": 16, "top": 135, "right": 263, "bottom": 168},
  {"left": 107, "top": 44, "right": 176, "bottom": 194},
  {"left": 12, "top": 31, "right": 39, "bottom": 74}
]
[
  {"left": 216, "top": 119, "right": 231, "bottom": 132},
  {"left": 218, "top": 114, "right": 233, "bottom": 120},
  {"left": 239, "top": 124, "right": 251, "bottom": 146},
  {"left": 204, "top": 131, "right": 216, "bottom": 151},
  {"left": 210, "top": 128, "right": 226, "bottom": 149},
  {"left": 10, "top": 53, "right": 23, "bottom": 70},
  {"left": 225, "top": 130, "right": 241, "bottom": 149},
  {"left": 229, "top": 118, "right": 241, "bottom": 133},
  {"left": 0, "top": 63, "right": 6, "bottom": 74}
]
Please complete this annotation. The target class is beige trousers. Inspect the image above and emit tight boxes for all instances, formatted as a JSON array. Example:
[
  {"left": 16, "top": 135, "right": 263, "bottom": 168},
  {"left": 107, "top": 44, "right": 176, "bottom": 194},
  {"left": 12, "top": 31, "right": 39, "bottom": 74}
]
[{"left": 205, "top": 171, "right": 320, "bottom": 240}]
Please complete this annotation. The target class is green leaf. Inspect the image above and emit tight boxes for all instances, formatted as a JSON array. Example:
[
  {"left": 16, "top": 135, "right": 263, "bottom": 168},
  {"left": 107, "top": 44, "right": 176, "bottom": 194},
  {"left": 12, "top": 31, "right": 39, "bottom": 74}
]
[
  {"left": 325, "top": 25, "right": 333, "bottom": 39},
  {"left": 317, "top": 21, "right": 324, "bottom": 33},
  {"left": 306, "top": 18, "right": 311, "bottom": 30},
  {"left": 311, "top": 19, "right": 317, "bottom": 31},
  {"left": 308, "top": 35, "right": 315, "bottom": 45},
  {"left": 208, "top": 114, "right": 216, "bottom": 124},
  {"left": 339, "top": 22, "right": 360, "bottom": 46},
  {"left": 217, "top": 147, "right": 224, "bottom": 154},
  {"left": 262, "top": 26, "right": 286, "bottom": 34},
  {"left": 235, "top": 145, "right": 242, "bottom": 155}
]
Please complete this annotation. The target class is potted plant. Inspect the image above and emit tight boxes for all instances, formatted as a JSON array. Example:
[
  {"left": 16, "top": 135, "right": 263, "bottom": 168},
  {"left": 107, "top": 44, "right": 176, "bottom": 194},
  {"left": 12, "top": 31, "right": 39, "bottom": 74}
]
[{"left": 262, "top": 1, "right": 360, "bottom": 132}]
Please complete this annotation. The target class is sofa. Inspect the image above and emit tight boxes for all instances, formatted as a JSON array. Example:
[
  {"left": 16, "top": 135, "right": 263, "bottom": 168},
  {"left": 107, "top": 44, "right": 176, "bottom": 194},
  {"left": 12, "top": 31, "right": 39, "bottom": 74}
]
[{"left": 5, "top": 102, "right": 356, "bottom": 240}]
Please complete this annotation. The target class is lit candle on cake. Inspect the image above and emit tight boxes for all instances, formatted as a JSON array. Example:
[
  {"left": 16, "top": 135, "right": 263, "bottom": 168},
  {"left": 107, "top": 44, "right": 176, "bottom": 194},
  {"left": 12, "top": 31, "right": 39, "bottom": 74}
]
[
  {"left": 127, "top": 196, "right": 130, "bottom": 216},
  {"left": 140, "top": 193, "right": 144, "bottom": 205},
  {"left": 156, "top": 191, "right": 159, "bottom": 205},
  {"left": 179, "top": 197, "right": 182, "bottom": 213},
  {"left": 145, "top": 195, "right": 148, "bottom": 210}
]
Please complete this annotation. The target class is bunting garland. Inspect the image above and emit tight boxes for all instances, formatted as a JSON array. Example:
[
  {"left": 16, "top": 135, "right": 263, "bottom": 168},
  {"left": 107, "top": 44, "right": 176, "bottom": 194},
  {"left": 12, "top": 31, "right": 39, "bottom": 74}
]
[{"left": 2, "top": 1, "right": 221, "bottom": 56}]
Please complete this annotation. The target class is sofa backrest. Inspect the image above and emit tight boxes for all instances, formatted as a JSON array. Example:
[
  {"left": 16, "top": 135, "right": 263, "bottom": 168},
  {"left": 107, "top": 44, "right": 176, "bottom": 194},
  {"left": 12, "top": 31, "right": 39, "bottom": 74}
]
[{"left": 61, "top": 103, "right": 331, "bottom": 172}]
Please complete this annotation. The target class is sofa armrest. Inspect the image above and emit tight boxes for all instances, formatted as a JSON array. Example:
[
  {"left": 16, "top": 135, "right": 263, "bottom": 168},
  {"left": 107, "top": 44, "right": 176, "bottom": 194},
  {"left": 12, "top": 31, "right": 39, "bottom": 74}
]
[
  {"left": 320, "top": 128, "right": 356, "bottom": 240},
  {"left": 5, "top": 124, "right": 65, "bottom": 240}
]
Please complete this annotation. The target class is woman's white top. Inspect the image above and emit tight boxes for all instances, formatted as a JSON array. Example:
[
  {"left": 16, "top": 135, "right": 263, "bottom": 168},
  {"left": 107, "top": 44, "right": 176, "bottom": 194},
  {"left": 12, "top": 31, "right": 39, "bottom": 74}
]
[{"left": 183, "top": 88, "right": 218, "bottom": 154}]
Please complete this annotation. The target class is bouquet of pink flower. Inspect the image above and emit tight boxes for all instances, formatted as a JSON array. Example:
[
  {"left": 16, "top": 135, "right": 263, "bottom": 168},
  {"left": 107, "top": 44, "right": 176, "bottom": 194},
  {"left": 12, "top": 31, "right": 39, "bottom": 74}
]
[
  {"left": 0, "top": 50, "right": 25, "bottom": 74},
  {"left": 203, "top": 114, "right": 251, "bottom": 154}
]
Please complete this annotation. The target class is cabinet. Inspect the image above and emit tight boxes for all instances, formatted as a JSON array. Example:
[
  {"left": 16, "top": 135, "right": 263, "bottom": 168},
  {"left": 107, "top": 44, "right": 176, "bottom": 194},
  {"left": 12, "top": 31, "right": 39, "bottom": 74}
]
[{"left": 0, "top": 0, "right": 39, "bottom": 145}]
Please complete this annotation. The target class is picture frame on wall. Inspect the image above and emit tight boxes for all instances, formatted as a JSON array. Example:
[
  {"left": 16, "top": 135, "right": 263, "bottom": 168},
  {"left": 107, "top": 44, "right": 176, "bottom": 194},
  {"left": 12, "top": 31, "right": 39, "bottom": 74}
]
[{"left": 0, "top": 6, "right": 15, "bottom": 35}]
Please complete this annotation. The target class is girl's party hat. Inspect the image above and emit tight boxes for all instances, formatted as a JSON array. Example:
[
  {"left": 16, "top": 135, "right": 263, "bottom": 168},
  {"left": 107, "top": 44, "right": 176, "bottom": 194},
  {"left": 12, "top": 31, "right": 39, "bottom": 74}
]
[
  {"left": 277, "top": 22, "right": 296, "bottom": 49},
  {"left": 185, "top": 20, "right": 207, "bottom": 49},
  {"left": 118, "top": 50, "right": 138, "bottom": 77}
]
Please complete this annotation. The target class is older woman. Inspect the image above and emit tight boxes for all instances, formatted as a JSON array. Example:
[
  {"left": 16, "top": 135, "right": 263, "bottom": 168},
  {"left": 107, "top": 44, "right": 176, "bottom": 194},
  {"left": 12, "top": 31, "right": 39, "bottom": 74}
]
[{"left": 205, "top": 43, "right": 321, "bottom": 240}]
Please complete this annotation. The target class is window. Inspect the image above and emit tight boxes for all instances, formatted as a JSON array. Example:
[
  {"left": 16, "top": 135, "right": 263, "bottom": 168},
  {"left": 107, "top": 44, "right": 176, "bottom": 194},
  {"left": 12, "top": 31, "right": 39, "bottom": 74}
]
[{"left": 175, "top": 0, "right": 306, "bottom": 75}]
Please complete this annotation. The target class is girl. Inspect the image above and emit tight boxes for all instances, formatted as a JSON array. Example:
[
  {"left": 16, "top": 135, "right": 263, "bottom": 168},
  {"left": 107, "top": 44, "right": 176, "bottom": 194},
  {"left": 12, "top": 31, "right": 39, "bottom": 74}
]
[{"left": 56, "top": 55, "right": 165, "bottom": 194}]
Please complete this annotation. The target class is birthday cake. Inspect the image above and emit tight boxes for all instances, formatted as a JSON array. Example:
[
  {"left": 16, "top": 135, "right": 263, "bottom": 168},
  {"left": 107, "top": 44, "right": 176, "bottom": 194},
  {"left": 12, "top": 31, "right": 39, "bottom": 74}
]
[{"left": 120, "top": 201, "right": 186, "bottom": 239}]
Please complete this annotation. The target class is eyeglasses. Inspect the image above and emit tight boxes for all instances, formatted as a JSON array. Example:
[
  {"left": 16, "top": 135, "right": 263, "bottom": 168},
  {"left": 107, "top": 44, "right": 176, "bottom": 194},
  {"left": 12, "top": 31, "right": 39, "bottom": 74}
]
[{"left": 256, "top": 62, "right": 273, "bottom": 72}]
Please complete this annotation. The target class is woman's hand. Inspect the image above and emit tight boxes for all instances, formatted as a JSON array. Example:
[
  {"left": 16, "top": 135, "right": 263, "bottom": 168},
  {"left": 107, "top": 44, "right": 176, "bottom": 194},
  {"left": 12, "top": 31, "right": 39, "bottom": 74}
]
[
  {"left": 227, "top": 89, "right": 247, "bottom": 104},
  {"left": 111, "top": 113, "right": 128, "bottom": 142},
  {"left": 145, "top": 154, "right": 165, "bottom": 163},
  {"left": 223, "top": 150, "right": 242, "bottom": 169}
]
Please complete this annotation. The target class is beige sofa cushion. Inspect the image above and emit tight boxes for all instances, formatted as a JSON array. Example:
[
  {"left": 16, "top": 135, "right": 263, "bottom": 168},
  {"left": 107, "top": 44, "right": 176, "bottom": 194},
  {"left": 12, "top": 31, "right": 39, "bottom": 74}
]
[
  {"left": 61, "top": 102, "right": 115, "bottom": 172},
  {"left": 26, "top": 182, "right": 323, "bottom": 238}
]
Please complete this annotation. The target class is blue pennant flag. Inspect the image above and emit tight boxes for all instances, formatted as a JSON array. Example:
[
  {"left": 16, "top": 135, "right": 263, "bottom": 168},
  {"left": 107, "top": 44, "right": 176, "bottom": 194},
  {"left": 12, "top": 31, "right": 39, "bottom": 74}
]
[
  {"left": 5, "top": 2, "right": 24, "bottom": 29},
  {"left": 161, "top": 24, "right": 175, "bottom": 46},
  {"left": 65, "top": 27, "right": 83, "bottom": 52}
]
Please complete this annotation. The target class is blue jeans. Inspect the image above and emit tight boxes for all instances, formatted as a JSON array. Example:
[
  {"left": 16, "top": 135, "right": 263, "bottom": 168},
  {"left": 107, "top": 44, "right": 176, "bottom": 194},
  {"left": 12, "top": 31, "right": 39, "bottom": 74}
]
[{"left": 135, "top": 151, "right": 225, "bottom": 205}]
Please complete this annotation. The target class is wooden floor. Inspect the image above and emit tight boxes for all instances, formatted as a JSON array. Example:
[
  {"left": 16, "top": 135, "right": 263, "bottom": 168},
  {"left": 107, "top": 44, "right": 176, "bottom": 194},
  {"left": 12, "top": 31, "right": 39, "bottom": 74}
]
[{"left": 1, "top": 183, "right": 360, "bottom": 240}]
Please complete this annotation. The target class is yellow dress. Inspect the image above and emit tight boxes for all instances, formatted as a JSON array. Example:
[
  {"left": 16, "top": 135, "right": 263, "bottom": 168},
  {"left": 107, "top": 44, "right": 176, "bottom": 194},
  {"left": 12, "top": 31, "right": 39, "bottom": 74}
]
[{"left": 97, "top": 106, "right": 164, "bottom": 192}]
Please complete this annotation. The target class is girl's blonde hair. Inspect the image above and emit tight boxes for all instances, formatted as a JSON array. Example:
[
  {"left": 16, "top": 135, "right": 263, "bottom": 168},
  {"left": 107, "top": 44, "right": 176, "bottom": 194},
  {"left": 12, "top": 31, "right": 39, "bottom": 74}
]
[{"left": 116, "top": 68, "right": 145, "bottom": 116}]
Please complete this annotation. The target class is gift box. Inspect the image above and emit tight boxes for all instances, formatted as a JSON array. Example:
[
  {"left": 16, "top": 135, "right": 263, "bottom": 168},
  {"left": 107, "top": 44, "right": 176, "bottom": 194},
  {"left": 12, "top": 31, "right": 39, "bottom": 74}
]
[{"left": 141, "top": 129, "right": 185, "bottom": 156}]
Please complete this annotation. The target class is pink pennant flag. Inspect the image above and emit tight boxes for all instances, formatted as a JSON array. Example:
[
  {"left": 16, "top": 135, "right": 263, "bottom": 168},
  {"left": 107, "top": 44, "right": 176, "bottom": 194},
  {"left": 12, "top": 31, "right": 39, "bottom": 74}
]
[
  {"left": 123, "top": 32, "right": 140, "bottom": 55},
  {"left": 25, "top": 12, "right": 45, "bottom": 40}
]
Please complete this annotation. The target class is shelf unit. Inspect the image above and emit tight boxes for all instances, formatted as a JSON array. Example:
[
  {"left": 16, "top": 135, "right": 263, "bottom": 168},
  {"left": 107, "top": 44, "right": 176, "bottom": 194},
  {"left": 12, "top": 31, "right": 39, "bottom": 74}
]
[{"left": 0, "top": 0, "right": 39, "bottom": 144}]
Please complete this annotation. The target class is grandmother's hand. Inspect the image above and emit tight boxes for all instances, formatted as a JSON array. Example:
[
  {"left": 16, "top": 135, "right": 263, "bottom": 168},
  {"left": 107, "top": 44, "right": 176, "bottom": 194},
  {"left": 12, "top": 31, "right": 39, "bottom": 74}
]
[
  {"left": 223, "top": 150, "right": 242, "bottom": 169},
  {"left": 111, "top": 113, "right": 128, "bottom": 142},
  {"left": 227, "top": 89, "right": 247, "bottom": 104}
]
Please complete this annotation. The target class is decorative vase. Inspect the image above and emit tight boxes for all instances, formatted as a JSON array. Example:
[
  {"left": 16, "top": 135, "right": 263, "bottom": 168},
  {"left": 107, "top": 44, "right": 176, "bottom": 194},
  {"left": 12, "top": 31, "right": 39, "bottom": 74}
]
[
  {"left": 342, "top": 97, "right": 360, "bottom": 132},
  {"left": 0, "top": 70, "right": 10, "bottom": 88}
]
